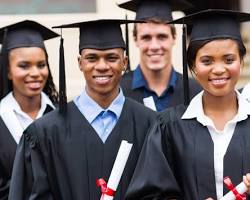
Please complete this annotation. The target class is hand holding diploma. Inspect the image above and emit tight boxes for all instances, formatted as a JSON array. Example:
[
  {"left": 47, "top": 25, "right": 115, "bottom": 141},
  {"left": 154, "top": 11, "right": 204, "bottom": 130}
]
[
  {"left": 219, "top": 179, "right": 247, "bottom": 200},
  {"left": 206, "top": 174, "right": 250, "bottom": 200},
  {"left": 97, "top": 140, "right": 133, "bottom": 200},
  {"left": 205, "top": 174, "right": 249, "bottom": 200}
]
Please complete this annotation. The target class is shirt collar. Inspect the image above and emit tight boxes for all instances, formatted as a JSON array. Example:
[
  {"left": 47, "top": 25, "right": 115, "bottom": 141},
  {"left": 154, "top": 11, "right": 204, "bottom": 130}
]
[
  {"left": 237, "top": 91, "right": 250, "bottom": 120},
  {"left": 168, "top": 69, "right": 177, "bottom": 89},
  {"left": 0, "top": 91, "right": 54, "bottom": 119},
  {"left": 182, "top": 91, "right": 205, "bottom": 123},
  {"left": 132, "top": 65, "right": 177, "bottom": 90},
  {"left": 75, "top": 87, "right": 125, "bottom": 123},
  {"left": 38, "top": 92, "right": 55, "bottom": 117},
  {"left": 132, "top": 65, "right": 147, "bottom": 89},
  {"left": 182, "top": 90, "right": 250, "bottom": 125}
]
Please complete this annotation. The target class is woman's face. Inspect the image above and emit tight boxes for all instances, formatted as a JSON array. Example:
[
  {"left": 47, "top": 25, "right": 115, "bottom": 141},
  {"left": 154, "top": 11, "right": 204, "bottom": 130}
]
[
  {"left": 8, "top": 47, "right": 49, "bottom": 100},
  {"left": 194, "top": 39, "right": 241, "bottom": 97}
]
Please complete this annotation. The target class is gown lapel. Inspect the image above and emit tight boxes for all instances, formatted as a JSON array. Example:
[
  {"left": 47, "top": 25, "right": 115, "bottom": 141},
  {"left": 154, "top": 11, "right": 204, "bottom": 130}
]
[
  {"left": 195, "top": 126, "right": 217, "bottom": 199},
  {"left": 223, "top": 121, "right": 248, "bottom": 195}
]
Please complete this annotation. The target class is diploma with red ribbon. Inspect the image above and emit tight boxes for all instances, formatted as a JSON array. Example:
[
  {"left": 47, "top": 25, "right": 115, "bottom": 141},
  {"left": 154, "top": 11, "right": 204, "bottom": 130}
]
[
  {"left": 220, "top": 176, "right": 247, "bottom": 200},
  {"left": 97, "top": 140, "right": 133, "bottom": 200}
]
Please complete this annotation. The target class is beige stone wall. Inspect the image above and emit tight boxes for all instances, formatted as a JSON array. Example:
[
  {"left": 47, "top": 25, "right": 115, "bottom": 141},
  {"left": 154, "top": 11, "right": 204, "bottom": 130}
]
[
  {"left": 239, "top": 25, "right": 250, "bottom": 89},
  {"left": 239, "top": 0, "right": 250, "bottom": 89}
]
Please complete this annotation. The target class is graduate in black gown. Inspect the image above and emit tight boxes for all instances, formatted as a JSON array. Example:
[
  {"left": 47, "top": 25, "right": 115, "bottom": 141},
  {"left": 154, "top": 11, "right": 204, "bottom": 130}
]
[
  {"left": 8, "top": 19, "right": 157, "bottom": 200},
  {"left": 125, "top": 9, "right": 250, "bottom": 200},
  {"left": 0, "top": 20, "right": 59, "bottom": 200}
]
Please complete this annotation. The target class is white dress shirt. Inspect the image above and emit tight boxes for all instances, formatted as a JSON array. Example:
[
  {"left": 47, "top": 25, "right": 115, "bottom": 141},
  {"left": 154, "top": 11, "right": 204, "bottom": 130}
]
[
  {"left": 0, "top": 92, "right": 55, "bottom": 143},
  {"left": 182, "top": 90, "right": 250, "bottom": 199}
]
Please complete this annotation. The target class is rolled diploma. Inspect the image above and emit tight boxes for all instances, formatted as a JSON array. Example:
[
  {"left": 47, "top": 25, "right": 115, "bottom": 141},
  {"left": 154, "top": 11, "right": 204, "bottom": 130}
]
[
  {"left": 102, "top": 140, "right": 133, "bottom": 200},
  {"left": 220, "top": 182, "right": 247, "bottom": 200}
]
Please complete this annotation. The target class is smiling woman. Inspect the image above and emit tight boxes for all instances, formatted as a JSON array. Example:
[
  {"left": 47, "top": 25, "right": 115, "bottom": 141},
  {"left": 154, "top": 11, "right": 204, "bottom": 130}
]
[
  {"left": 0, "top": 20, "right": 59, "bottom": 200},
  {"left": 125, "top": 9, "right": 250, "bottom": 200}
]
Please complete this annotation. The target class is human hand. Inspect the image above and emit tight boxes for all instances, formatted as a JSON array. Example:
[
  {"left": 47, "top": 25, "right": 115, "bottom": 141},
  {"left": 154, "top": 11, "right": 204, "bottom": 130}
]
[{"left": 243, "top": 173, "right": 250, "bottom": 195}]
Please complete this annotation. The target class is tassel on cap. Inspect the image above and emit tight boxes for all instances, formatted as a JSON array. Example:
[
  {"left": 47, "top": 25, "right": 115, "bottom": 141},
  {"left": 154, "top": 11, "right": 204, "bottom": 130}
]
[
  {"left": 0, "top": 28, "right": 10, "bottom": 99},
  {"left": 59, "top": 32, "right": 67, "bottom": 114},
  {"left": 125, "top": 14, "right": 131, "bottom": 72},
  {"left": 182, "top": 24, "right": 190, "bottom": 105}
]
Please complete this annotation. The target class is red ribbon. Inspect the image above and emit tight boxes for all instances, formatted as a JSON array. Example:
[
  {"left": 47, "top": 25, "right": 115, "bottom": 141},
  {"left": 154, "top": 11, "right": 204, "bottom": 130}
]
[
  {"left": 96, "top": 178, "right": 116, "bottom": 197},
  {"left": 223, "top": 176, "right": 246, "bottom": 200}
]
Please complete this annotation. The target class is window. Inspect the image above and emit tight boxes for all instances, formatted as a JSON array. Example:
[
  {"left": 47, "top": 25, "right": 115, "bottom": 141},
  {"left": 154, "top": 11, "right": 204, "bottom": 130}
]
[{"left": 0, "top": 0, "right": 96, "bottom": 14}]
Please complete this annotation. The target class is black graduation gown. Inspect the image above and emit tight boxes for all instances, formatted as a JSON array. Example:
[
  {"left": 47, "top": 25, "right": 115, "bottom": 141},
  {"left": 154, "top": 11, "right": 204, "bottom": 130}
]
[
  {"left": 125, "top": 104, "right": 250, "bottom": 200},
  {"left": 0, "top": 106, "right": 53, "bottom": 200},
  {"left": 120, "top": 70, "right": 202, "bottom": 108},
  {"left": 9, "top": 99, "right": 157, "bottom": 200}
]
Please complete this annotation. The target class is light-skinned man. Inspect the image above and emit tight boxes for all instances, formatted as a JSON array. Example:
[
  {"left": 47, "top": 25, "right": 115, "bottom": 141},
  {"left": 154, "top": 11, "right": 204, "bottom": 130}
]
[{"left": 119, "top": 0, "right": 201, "bottom": 111}]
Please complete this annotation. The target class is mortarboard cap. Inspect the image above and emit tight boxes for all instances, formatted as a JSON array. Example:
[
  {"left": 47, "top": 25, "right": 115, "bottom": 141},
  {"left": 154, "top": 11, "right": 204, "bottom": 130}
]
[
  {"left": 118, "top": 0, "right": 192, "bottom": 21},
  {"left": 169, "top": 9, "right": 250, "bottom": 43},
  {"left": 0, "top": 20, "right": 59, "bottom": 50},
  {"left": 0, "top": 20, "right": 59, "bottom": 100},
  {"left": 53, "top": 19, "right": 141, "bottom": 53}
]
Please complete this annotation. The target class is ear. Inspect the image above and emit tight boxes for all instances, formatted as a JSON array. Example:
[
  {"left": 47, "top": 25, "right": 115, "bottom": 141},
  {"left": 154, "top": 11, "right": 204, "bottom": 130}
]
[
  {"left": 7, "top": 67, "right": 12, "bottom": 80},
  {"left": 7, "top": 72, "right": 12, "bottom": 80},
  {"left": 78, "top": 55, "right": 83, "bottom": 72},
  {"left": 172, "top": 34, "right": 176, "bottom": 46},
  {"left": 134, "top": 36, "right": 140, "bottom": 48},
  {"left": 122, "top": 56, "right": 128, "bottom": 72}
]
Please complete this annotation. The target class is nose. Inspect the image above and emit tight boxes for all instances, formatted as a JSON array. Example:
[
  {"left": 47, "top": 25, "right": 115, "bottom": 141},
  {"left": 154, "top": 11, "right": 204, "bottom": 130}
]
[
  {"left": 149, "top": 38, "right": 161, "bottom": 50},
  {"left": 29, "top": 66, "right": 40, "bottom": 76},
  {"left": 212, "top": 63, "right": 226, "bottom": 75},
  {"left": 94, "top": 58, "right": 110, "bottom": 71}
]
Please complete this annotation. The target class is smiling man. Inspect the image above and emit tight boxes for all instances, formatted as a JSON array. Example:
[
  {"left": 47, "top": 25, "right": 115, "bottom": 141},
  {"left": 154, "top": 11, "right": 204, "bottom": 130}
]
[
  {"left": 8, "top": 19, "right": 157, "bottom": 200},
  {"left": 118, "top": 0, "right": 201, "bottom": 111}
]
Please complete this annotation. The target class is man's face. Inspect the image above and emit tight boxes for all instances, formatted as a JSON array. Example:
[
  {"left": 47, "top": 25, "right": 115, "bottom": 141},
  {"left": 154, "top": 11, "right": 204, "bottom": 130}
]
[
  {"left": 135, "top": 22, "right": 176, "bottom": 72},
  {"left": 79, "top": 48, "right": 127, "bottom": 101}
]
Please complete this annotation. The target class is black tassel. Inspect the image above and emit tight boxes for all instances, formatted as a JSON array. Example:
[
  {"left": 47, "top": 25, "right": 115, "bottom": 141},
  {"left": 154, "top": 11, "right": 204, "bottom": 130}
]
[
  {"left": 59, "top": 34, "right": 67, "bottom": 114},
  {"left": 0, "top": 28, "right": 10, "bottom": 100},
  {"left": 182, "top": 24, "right": 190, "bottom": 105},
  {"left": 125, "top": 14, "right": 131, "bottom": 72}
]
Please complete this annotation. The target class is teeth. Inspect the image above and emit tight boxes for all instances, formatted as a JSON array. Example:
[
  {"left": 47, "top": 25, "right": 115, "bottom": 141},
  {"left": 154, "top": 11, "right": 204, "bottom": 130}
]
[
  {"left": 211, "top": 79, "right": 226, "bottom": 84},
  {"left": 95, "top": 76, "right": 109, "bottom": 80}
]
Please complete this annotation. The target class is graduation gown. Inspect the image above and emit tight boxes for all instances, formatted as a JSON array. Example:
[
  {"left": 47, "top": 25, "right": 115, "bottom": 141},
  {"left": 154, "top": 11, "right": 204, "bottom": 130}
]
[
  {"left": 9, "top": 99, "right": 156, "bottom": 200},
  {"left": 120, "top": 70, "right": 202, "bottom": 108},
  {"left": 0, "top": 106, "right": 53, "bottom": 200},
  {"left": 125, "top": 104, "right": 250, "bottom": 200}
]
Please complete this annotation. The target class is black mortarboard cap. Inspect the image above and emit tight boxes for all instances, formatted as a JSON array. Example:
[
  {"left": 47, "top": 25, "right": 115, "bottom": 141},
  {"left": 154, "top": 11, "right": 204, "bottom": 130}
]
[
  {"left": 169, "top": 9, "right": 250, "bottom": 105},
  {"left": 118, "top": 0, "right": 192, "bottom": 21},
  {"left": 0, "top": 20, "right": 59, "bottom": 50},
  {"left": 0, "top": 20, "right": 59, "bottom": 100},
  {"left": 53, "top": 19, "right": 140, "bottom": 53},
  {"left": 169, "top": 9, "right": 250, "bottom": 43}
]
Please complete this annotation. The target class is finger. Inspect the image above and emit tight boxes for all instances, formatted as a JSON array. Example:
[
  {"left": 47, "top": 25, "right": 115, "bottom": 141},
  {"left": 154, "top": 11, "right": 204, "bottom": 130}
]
[
  {"left": 246, "top": 173, "right": 250, "bottom": 181},
  {"left": 243, "top": 175, "right": 250, "bottom": 187}
]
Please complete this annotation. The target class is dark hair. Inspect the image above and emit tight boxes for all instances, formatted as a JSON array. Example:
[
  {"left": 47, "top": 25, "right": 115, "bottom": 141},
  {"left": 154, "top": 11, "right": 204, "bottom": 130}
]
[
  {"left": 0, "top": 48, "right": 59, "bottom": 104},
  {"left": 133, "top": 18, "right": 176, "bottom": 40},
  {"left": 42, "top": 51, "right": 59, "bottom": 104},
  {"left": 187, "top": 38, "right": 246, "bottom": 73}
]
